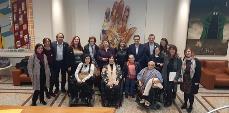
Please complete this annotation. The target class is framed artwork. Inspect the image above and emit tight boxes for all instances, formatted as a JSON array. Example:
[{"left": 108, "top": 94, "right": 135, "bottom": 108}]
[{"left": 186, "top": 0, "right": 229, "bottom": 55}]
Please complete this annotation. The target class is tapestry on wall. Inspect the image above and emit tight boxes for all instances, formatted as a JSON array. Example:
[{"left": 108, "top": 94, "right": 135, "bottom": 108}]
[
  {"left": 186, "top": 0, "right": 229, "bottom": 55},
  {"left": 89, "top": 0, "right": 147, "bottom": 48},
  {"left": 12, "top": 0, "right": 30, "bottom": 49},
  {"left": 0, "top": 0, "right": 34, "bottom": 49}
]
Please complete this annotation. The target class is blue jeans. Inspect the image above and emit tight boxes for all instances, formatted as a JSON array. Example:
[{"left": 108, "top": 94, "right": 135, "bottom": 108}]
[{"left": 125, "top": 78, "right": 136, "bottom": 96}]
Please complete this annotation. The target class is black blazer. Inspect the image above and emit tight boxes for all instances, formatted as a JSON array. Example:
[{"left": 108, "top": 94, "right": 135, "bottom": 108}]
[
  {"left": 51, "top": 41, "right": 69, "bottom": 64},
  {"left": 191, "top": 58, "right": 201, "bottom": 94},
  {"left": 83, "top": 44, "right": 99, "bottom": 58},
  {"left": 66, "top": 46, "right": 84, "bottom": 68},
  {"left": 128, "top": 44, "right": 146, "bottom": 69},
  {"left": 144, "top": 42, "right": 159, "bottom": 58}
]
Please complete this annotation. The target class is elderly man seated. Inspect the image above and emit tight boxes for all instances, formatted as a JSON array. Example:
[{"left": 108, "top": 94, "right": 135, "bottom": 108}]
[{"left": 137, "top": 61, "right": 163, "bottom": 107}]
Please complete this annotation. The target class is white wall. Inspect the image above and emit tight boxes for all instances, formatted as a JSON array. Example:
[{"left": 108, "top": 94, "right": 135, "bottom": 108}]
[
  {"left": 145, "top": 0, "right": 165, "bottom": 43},
  {"left": 32, "top": 0, "right": 53, "bottom": 43},
  {"left": 6, "top": 0, "right": 229, "bottom": 62},
  {"left": 63, "top": 0, "right": 89, "bottom": 45},
  {"left": 32, "top": 0, "right": 179, "bottom": 45}
]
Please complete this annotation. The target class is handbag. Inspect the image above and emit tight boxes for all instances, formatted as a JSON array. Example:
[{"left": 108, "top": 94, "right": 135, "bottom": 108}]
[
  {"left": 78, "top": 64, "right": 91, "bottom": 80},
  {"left": 78, "top": 72, "right": 89, "bottom": 80}
]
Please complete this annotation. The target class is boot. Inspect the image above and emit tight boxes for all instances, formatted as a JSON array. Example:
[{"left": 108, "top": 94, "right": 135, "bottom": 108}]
[
  {"left": 40, "top": 100, "right": 47, "bottom": 105},
  {"left": 31, "top": 101, "right": 37, "bottom": 106},
  {"left": 187, "top": 106, "right": 193, "bottom": 113}
]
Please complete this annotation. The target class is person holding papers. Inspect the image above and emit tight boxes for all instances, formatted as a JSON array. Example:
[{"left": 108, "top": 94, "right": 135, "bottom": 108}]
[
  {"left": 161, "top": 45, "right": 182, "bottom": 107},
  {"left": 180, "top": 48, "right": 201, "bottom": 113}
]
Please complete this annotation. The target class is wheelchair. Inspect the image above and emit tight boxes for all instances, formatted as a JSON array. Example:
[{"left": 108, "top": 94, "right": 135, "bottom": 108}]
[
  {"left": 68, "top": 74, "right": 95, "bottom": 107},
  {"left": 136, "top": 84, "right": 165, "bottom": 110},
  {"left": 100, "top": 79, "right": 124, "bottom": 108}
]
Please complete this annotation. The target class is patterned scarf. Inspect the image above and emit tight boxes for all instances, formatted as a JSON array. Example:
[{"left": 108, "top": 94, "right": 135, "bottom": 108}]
[
  {"left": 36, "top": 53, "right": 44, "bottom": 64},
  {"left": 181, "top": 57, "right": 196, "bottom": 79}
]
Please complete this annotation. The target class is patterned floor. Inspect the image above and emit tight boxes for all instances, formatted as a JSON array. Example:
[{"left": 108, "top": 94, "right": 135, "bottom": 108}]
[{"left": 0, "top": 75, "right": 229, "bottom": 113}]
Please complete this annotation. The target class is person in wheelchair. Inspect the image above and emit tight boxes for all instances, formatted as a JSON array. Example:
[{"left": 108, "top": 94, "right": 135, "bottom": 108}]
[
  {"left": 137, "top": 61, "right": 163, "bottom": 108},
  {"left": 101, "top": 56, "right": 123, "bottom": 108},
  {"left": 70, "top": 54, "right": 95, "bottom": 106}
]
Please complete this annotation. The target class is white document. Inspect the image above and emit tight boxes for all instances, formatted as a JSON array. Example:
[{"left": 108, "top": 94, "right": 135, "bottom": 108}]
[{"left": 169, "top": 72, "right": 176, "bottom": 81}]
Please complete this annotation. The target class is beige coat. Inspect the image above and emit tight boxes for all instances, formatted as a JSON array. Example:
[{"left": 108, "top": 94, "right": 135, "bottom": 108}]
[{"left": 27, "top": 54, "right": 50, "bottom": 90}]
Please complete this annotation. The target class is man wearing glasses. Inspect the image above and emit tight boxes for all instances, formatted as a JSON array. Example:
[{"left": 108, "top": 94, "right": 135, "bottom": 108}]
[{"left": 128, "top": 35, "right": 146, "bottom": 69}]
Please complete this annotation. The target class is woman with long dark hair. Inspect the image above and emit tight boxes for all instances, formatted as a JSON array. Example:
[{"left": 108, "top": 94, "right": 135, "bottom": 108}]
[
  {"left": 101, "top": 56, "right": 122, "bottom": 108},
  {"left": 159, "top": 38, "right": 168, "bottom": 57},
  {"left": 28, "top": 43, "right": 50, "bottom": 106},
  {"left": 71, "top": 54, "right": 95, "bottom": 105},
  {"left": 180, "top": 48, "right": 201, "bottom": 113},
  {"left": 116, "top": 40, "right": 128, "bottom": 70},
  {"left": 67, "top": 36, "right": 84, "bottom": 76},
  {"left": 162, "top": 44, "right": 182, "bottom": 107}
]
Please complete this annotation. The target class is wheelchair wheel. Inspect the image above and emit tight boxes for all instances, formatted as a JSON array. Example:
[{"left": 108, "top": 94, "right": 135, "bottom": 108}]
[{"left": 88, "top": 92, "right": 95, "bottom": 107}]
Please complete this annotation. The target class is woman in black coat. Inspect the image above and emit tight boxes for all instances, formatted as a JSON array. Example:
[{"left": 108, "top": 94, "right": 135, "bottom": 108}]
[
  {"left": 116, "top": 41, "right": 128, "bottom": 70},
  {"left": 161, "top": 45, "right": 182, "bottom": 107},
  {"left": 43, "top": 37, "right": 54, "bottom": 97},
  {"left": 180, "top": 48, "right": 201, "bottom": 113},
  {"left": 67, "top": 36, "right": 84, "bottom": 76}
]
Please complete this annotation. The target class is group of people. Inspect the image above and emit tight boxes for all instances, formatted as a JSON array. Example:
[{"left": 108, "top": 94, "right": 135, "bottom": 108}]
[{"left": 27, "top": 33, "right": 201, "bottom": 113}]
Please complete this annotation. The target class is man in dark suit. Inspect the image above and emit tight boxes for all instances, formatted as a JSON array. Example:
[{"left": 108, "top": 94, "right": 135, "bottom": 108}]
[
  {"left": 128, "top": 35, "right": 146, "bottom": 69},
  {"left": 144, "top": 34, "right": 159, "bottom": 62},
  {"left": 83, "top": 36, "right": 99, "bottom": 66},
  {"left": 51, "top": 33, "right": 69, "bottom": 93}
]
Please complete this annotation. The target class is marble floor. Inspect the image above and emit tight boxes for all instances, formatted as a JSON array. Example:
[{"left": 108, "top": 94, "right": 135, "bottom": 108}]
[{"left": 0, "top": 75, "right": 229, "bottom": 113}]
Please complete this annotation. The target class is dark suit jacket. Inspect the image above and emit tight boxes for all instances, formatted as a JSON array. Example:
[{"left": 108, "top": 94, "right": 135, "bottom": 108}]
[
  {"left": 128, "top": 44, "right": 146, "bottom": 69},
  {"left": 51, "top": 41, "right": 69, "bottom": 64},
  {"left": 144, "top": 42, "right": 159, "bottom": 58},
  {"left": 83, "top": 43, "right": 99, "bottom": 59}
]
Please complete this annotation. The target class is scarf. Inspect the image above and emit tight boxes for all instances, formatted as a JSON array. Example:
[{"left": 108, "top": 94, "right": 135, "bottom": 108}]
[
  {"left": 181, "top": 57, "right": 196, "bottom": 79},
  {"left": 36, "top": 53, "right": 44, "bottom": 64},
  {"left": 107, "top": 64, "right": 117, "bottom": 85}
]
